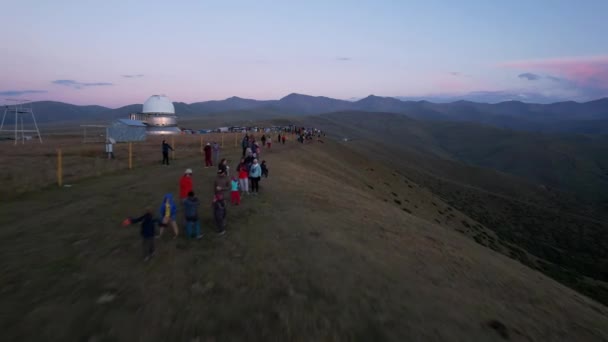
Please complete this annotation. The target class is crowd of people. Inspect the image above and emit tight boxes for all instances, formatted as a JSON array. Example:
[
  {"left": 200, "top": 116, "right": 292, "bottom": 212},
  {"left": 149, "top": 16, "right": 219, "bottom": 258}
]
[{"left": 123, "top": 132, "right": 285, "bottom": 261}]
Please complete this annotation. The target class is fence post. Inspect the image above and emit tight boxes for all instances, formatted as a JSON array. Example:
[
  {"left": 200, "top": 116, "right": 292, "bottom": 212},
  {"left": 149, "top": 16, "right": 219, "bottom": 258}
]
[
  {"left": 57, "top": 148, "right": 63, "bottom": 187},
  {"left": 200, "top": 135, "right": 203, "bottom": 153},
  {"left": 129, "top": 142, "right": 133, "bottom": 169}
]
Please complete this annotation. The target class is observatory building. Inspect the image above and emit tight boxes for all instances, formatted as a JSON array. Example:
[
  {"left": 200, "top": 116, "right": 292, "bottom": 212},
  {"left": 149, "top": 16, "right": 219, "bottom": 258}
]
[{"left": 129, "top": 95, "right": 180, "bottom": 135}]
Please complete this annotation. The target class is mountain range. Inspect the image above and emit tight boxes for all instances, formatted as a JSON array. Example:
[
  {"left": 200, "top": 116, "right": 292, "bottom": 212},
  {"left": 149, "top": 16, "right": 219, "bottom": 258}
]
[{"left": 7, "top": 93, "right": 608, "bottom": 134}]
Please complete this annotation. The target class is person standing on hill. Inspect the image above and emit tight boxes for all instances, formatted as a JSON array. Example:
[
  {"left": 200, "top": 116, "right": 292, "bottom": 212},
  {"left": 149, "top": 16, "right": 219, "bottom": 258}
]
[
  {"left": 179, "top": 169, "right": 193, "bottom": 201},
  {"left": 241, "top": 135, "right": 249, "bottom": 157},
  {"left": 254, "top": 141, "right": 261, "bottom": 158},
  {"left": 244, "top": 151, "right": 254, "bottom": 168},
  {"left": 261, "top": 135, "right": 267, "bottom": 147},
  {"left": 218, "top": 158, "right": 229, "bottom": 177},
  {"left": 281, "top": 135, "right": 286, "bottom": 145},
  {"left": 277, "top": 133, "right": 281, "bottom": 143},
  {"left": 237, "top": 159, "right": 249, "bottom": 196},
  {"left": 261, "top": 160, "right": 269, "bottom": 178},
  {"left": 203, "top": 142, "right": 213, "bottom": 168},
  {"left": 161, "top": 140, "right": 173, "bottom": 165},
  {"left": 123, "top": 208, "right": 160, "bottom": 261},
  {"left": 230, "top": 177, "right": 241, "bottom": 205},
  {"left": 183, "top": 191, "right": 202, "bottom": 239},
  {"left": 212, "top": 191, "right": 227, "bottom": 235},
  {"left": 214, "top": 168, "right": 230, "bottom": 194},
  {"left": 158, "top": 193, "right": 179, "bottom": 239},
  {"left": 249, "top": 159, "right": 262, "bottom": 194},
  {"left": 212, "top": 142, "right": 220, "bottom": 166}
]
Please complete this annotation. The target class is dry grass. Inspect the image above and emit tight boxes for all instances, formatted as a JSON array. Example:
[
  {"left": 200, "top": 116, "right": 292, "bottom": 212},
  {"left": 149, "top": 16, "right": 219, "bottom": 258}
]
[
  {"left": 0, "top": 135, "right": 607, "bottom": 341},
  {"left": 0, "top": 132, "right": 247, "bottom": 196}
]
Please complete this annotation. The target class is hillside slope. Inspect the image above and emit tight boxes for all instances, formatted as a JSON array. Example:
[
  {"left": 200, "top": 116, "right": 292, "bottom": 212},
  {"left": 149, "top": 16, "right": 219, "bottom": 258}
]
[
  {"left": 305, "top": 112, "right": 608, "bottom": 305},
  {"left": 308, "top": 111, "right": 608, "bottom": 205},
  {"left": 1, "top": 138, "right": 607, "bottom": 341}
]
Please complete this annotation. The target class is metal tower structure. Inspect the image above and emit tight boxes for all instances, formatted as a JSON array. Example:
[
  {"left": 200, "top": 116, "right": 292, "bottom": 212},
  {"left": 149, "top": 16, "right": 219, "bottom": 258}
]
[{"left": 0, "top": 99, "right": 43, "bottom": 145}]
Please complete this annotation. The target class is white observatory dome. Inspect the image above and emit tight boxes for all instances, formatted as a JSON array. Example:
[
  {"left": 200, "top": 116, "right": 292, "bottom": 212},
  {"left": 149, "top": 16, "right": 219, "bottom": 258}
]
[{"left": 142, "top": 95, "right": 175, "bottom": 114}]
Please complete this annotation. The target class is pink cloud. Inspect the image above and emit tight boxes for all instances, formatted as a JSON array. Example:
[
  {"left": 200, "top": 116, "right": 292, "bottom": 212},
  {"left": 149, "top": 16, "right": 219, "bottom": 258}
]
[{"left": 500, "top": 56, "right": 608, "bottom": 93}]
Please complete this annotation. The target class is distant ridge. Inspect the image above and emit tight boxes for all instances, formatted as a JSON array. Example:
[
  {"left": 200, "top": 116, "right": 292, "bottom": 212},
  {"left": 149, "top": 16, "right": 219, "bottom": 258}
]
[{"left": 16, "top": 95, "right": 608, "bottom": 134}]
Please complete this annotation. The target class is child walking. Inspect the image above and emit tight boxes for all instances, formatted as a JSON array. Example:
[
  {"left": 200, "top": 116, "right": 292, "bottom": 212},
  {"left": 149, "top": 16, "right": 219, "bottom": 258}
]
[
  {"left": 249, "top": 159, "right": 262, "bottom": 194},
  {"left": 230, "top": 177, "right": 241, "bottom": 205},
  {"left": 213, "top": 191, "right": 227, "bottom": 235},
  {"left": 183, "top": 191, "right": 203, "bottom": 239},
  {"left": 238, "top": 159, "right": 249, "bottom": 196},
  {"left": 261, "top": 160, "right": 269, "bottom": 178},
  {"left": 123, "top": 208, "right": 159, "bottom": 261},
  {"left": 158, "top": 193, "right": 179, "bottom": 238}
]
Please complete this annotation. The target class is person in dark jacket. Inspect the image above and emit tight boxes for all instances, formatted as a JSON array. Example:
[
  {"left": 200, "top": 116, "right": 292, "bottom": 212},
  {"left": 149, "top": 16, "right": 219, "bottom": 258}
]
[
  {"left": 162, "top": 140, "right": 174, "bottom": 165},
  {"left": 261, "top": 160, "right": 269, "bottom": 178},
  {"left": 203, "top": 143, "right": 213, "bottom": 167},
  {"left": 217, "top": 158, "right": 229, "bottom": 176},
  {"left": 124, "top": 208, "right": 160, "bottom": 261},
  {"left": 213, "top": 169, "right": 230, "bottom": 195},
  {"left": 241, "top": 135, "right": 249, "bottom": 157},
  {"left": 244, "top": 152, "right": 254, "bottom": 168},
  {"left": 183, "top": 191, "right": 202, "bottom": 239},
  {"left": 212, "top": 192, "right": 227, "bottom": 235}
]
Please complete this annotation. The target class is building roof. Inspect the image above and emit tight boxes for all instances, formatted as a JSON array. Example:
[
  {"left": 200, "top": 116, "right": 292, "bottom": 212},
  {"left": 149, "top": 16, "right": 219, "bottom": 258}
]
[
  {"left": 143, "top": 95, "right": 175, "bottom": 114},
  {"left": 116, "top": 118, "right": 146, "bottom": 127}
]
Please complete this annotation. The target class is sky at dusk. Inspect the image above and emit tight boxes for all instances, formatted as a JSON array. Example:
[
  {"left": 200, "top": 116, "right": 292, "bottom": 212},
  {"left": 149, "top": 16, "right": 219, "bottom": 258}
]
[{"left": 1, "top": 0, "right": 608, "bottom": 107}]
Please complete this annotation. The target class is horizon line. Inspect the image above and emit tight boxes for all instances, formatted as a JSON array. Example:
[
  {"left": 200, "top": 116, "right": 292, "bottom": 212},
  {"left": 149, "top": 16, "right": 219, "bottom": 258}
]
[{"left": 2, "top": 93, "right": 607, "bottom": 109}]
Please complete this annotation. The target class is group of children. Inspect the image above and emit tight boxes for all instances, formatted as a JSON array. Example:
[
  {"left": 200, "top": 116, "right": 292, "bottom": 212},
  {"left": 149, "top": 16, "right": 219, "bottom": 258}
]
[{"left": 124, "top": 138, "right": 271, "bottom": 261}]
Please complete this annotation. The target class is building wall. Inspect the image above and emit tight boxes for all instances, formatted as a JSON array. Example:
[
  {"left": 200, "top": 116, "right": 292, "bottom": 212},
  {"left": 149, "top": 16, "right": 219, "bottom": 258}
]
[{"left": 107, "top": 123, "right": 147, "bottom": 142}]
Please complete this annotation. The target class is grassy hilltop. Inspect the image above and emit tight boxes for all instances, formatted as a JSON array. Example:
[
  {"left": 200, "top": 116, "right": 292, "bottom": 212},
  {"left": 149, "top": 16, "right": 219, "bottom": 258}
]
[{"left": 0, "top": 130, "right": 607, "bottom": 341}]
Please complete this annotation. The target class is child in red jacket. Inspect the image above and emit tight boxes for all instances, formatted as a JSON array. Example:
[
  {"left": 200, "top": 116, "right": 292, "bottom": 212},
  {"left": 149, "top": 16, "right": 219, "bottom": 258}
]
[
  {"left": 179, "top": 168, "right": 193, "bottom": 200},
  {"left": 237, "top": 160, "right": 249, "bottom": 195}
]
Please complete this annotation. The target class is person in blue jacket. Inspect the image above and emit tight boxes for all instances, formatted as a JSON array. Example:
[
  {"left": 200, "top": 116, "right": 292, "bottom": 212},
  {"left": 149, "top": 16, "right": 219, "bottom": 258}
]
[
  {"left": 124, "top": 208, "right": 160, "bottom": 261},
  {"left": 158, "top": 193, "right": 179, "bottom": 238}
]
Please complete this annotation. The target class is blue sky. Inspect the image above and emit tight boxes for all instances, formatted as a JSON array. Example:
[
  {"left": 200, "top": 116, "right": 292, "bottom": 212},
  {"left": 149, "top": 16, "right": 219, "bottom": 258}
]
[{"left": 1, "top": 0, "right": 607, "bottom": 107}]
